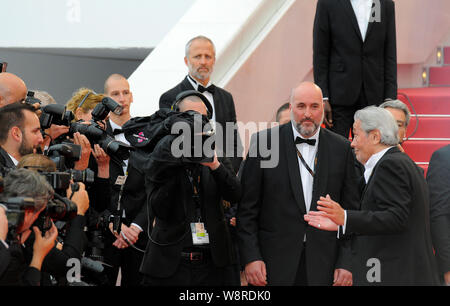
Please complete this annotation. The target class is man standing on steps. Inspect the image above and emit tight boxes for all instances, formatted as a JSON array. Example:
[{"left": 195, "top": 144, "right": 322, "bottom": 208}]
[
  {"left": 313, "top": 0, "right": 398, "bottom": 138},
  {"left": 426, "top": 144, "right": 450, "bottom": 285},
  {"left": 159, "top": 35, "right": 242, "bottom": 173}
]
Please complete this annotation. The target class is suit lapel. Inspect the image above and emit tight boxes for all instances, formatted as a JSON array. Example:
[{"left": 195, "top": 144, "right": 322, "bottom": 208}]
[
  {"left": 310, "top": 129, "right": 329, "bottom": 212},
  {"left": 340, "top": 0, "right": 364, "bottom": 42},
  {"left": 362, "top": 146, "right": 399, "bottom": 200},
  {"left": 182, "top": 76, "right": 195, "bottom": 91},
  {"left": 283, "top": 125, "right": 307, "bottom": 215}
]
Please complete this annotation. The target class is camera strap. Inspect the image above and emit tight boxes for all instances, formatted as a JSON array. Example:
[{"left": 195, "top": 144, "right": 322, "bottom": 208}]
[{"left": 187, "top": 167, "right": 202, "bottom": 222}]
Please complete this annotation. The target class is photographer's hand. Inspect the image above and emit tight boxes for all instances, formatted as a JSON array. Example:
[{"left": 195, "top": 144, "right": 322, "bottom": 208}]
[
  {"left": 67, "top": 182, "right": 89, "bottom": 216},
  {"left": 0, "top": 206, "right": 8, "bottom": 241},
  {"left": 200, "top": 151, "right": 220, "bottom": 170},
  {"left": 120, "top": 224, "right": 141, "bottom": 245},
  {"left": 30, "top": 224, "right": 58, "bottom": 271},
  {"left": 73, "top": 132, "right": 92, "bottom": 170},
  {"left": 92, "top": 144, "right": 110, "bottom": 178}
]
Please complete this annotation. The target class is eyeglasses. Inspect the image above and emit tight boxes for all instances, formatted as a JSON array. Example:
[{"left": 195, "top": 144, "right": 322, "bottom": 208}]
[{"left": 77, "top": 91, "right": 93, "bottom": 109}]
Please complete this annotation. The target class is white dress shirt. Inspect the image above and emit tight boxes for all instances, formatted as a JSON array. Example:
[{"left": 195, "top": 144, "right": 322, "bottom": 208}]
[
  {"left": 187, "top": 75, "right": 217, "bottom": 126},
  {"left": 291, "top": 123, "right": 320, "bottom": 214},
  {"left": 350, "top": 0, "right": 374, "bottom": 41},
  {"left": 7, "top": 153, "right": 18, "bottom": 166}
]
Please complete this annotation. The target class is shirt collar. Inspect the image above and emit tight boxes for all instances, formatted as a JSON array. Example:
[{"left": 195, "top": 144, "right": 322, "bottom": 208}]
[
  {"left": 7, "top": 153, "right": 19, "bottom": 166},
  {"left": 364, "top": 146, "right": 394, "bottom": 183},
  {"left": 109, "top": 118, "right": 122, "bottom": 131},
  {"left": 187, "top": 75, "right": 212, "bottom": 90}
]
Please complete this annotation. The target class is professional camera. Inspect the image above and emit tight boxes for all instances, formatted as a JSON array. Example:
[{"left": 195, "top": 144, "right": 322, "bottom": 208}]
[
  {"left": 40, "top": 104, "right": 75, "bottom": 129},
  {"left": 70, "top": 121, "right": 132, "bottom": 163},
  {"left": 24, "top": 91, "right": 42, "bottom": 107},
  {"left": 0, "top": 61, "right": 7, "bottom": 73},
  {"left": 0, "top": 197, "right": 35, "bottom": 229},
  {"left": 91, "top": 97, "right": 123, "bottom": 122},
  {"left": 33, "top": 193, "right": 78, "bottom": 233}
]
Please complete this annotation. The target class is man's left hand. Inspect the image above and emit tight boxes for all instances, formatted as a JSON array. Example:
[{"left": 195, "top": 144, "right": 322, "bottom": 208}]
[{"left": 333, "top": 269, "right": 353, "bottom": 286}]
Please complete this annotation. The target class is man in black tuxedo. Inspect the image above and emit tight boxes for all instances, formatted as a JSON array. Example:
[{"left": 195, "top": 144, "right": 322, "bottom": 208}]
[
  {"left": 305, "top": 106, "right": 439, "bottom": 285},
  {"left": 237, "top": 82, "right": 360, "bottom": 286},
  {"left": 159, "top": 35, "right": 242, "bottom": 173},
  {"left": 140, "top": 92, "right": 241, "bottom": 286},
  {"left": 427, "top": 145, "right": 450, "bottom": 285},
  {"left": 313, "top": 0, "right": 397, "bottom": 138},
  {"left": 102, "top": 74, "right": 148, "bottom": 286}
]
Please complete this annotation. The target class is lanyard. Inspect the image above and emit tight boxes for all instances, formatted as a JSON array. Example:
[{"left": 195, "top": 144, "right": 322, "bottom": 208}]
[
  {"left": 295, "top": 147, "right": 318, "bottom": 178},
  {"left": 187, "top": 167, "right": 202, "bottom": 222}
]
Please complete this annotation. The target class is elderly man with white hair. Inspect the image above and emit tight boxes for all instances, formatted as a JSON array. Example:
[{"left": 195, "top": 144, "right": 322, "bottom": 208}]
[{"left": 305, "top": 106, "right": 440, "bottom": 285}]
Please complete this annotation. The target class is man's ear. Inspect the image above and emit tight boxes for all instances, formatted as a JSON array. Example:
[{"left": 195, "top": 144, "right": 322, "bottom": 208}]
[
  {"left": 10, "top": 126, "right": 22, "bottom": 143},
  {"left": 184, "top": 57, "right": 188, "bottom": 67},
  {"left": 371, "top": 129, "right": 381, "bottom": 144}
]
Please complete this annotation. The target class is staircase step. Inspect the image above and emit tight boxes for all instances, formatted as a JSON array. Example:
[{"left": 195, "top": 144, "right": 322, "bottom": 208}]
[
  {"left": 406, "top": 116, "right": 450, "bottom": 139},
  {"left": 398, "top": 87, "right": 450, "bottom": 115},
  {"left": 444, "top": 47, "right": 450, "bottom": 65},
  {"left": 429, "top": 66, "right": 450, "bottom": 86},
  {"left": 402, "top": 140, "right": 450, "bottom": 163}
]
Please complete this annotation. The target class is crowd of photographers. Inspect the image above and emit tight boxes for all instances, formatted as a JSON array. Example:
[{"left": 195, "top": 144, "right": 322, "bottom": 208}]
[{"left": 0, "top": 66, "right": 150, "bottom": 286}]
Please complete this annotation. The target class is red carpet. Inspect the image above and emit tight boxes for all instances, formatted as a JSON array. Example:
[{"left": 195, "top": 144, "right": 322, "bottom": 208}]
[{"left": 397, "top": 55, "right": 450, "bottom": 176}]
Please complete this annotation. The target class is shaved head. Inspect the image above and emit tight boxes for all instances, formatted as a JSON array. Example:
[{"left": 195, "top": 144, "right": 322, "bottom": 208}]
[
  {"left": 104, "top": 73, "right": 127, "bottom": 94},
  {"left": 0, "top": 73, "right": 27, "bottom": 107}
]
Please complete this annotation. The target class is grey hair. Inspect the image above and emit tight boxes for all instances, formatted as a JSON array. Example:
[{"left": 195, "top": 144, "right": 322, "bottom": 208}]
[
  {"left": 2, "top": 168, "right": 54, "bottom": 211},
  {"left": 185, "top": 35, "right": 216, "bottom": 58},
  {"left": 354, "top": 106, "right": 399, "bottom": 146},
  {"left": 379, "top": 99, "right": 411, "bottom": 127},
  {"left": 33, "top": 90, "right": 56, "bottom": 107}
]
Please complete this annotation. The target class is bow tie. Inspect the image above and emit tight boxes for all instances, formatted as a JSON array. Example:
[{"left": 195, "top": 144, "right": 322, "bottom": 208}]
[
  {"left": 112, "top": 128, "right": 123, "bottom": 135},
  {"left": 295, "top": 136, "right": 316, "bottom": 146},
  {"left": 197, "top": 84, "right": 215, "bottom": 94}
]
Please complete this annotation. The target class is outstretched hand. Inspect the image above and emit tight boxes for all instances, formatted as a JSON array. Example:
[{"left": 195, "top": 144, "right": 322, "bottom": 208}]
[{"left": 304, "top": 211, "right": 338, "bottom": 231}]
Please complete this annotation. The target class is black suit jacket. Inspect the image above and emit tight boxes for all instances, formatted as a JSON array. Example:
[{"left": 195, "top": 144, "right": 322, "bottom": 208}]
[
  {"left": 140, "top": 159, "right": 241, "bottom": 278},
  {"left": 426, "top": 145, "right": 450, "bottom": 281},
  {"left": 106, "top": 122, "right": 150, "bottom": 247},
  {"left": 0, "top": 146, "right": 16, "bottom": 170},
  {"left": 313, "top": 0, "right": 397, "bottom": 106},
  {"left": 0, "top": 242, "right": 10, "bottom": 279},
  {"left": 159, "top": 76, "right": 243, "bottom": 173},
  {"left": 346, "top": 147, "right": 439, "bottom": 285},
  {"left": 237, "top": 124, "right": 360, "bottom": 285}
]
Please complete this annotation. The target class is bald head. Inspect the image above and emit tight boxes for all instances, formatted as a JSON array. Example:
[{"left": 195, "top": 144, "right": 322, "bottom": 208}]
[
  {"left": 290, "top": 82, "right": 323, "bottom": 104},
  {"left": 104, "top": 74, "right": 127, "bottom": 94},
  {"left": 0, "top": 73, "right": 27, "bottom": 108}
]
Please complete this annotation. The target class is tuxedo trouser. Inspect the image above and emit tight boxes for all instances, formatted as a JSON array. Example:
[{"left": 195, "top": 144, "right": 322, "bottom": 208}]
[
  {"left": 330, "top": 86, "right": 369, "bottom": 139},
  {"left": 294, "top": 242, "right": 308, "bottom": 286}
]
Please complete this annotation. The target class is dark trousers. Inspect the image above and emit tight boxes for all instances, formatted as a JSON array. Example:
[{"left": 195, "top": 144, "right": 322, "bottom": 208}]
[
  {"left": 103, "top": 242, "right": 145, "bottom": 286},
  {"left": 294, "top": 243, "right": 308, "bottom": 286},
  {"left": 330, "top": 87, "right": 369, "bottom": 139},
  {"left": 141, "top": 249, "right": 228, "bottom": 286}
]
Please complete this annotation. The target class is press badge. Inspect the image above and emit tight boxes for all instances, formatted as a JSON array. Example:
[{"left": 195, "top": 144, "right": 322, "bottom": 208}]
[{"left": 190, "top": 222, "right": 210, "bottom": 245}]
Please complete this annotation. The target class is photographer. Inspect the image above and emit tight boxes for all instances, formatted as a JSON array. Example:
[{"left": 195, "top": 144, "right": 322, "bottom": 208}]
[
  {"left": 140, "top": 91, "right": 241, "bottom": 286},
  {"left": 0, "top": 168, "right": 58, "bottom": 286},
  {"left": 0, "top": 102, "right": 43, "bottom": 169},
  {"left": 17, "top": 153, "right": 90, "bottom": 285}
]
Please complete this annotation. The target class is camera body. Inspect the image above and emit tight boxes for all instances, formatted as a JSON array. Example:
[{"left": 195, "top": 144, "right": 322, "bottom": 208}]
[
  {"left": 40, "top": 104, "right": 75, "bottom": 130},
  {"left": 1, "top": 197, "right": 35, "bottom": 229}
]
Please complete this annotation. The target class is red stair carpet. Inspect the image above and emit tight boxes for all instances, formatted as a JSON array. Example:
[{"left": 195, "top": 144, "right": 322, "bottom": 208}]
[{"left": 398, "top": 49, "right": 450, "bottom": 176}]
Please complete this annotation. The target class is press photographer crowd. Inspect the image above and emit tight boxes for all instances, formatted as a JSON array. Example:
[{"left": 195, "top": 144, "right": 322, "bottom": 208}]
[{"left": 0, "top": 33, "right": 449, "bottom": 288}]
